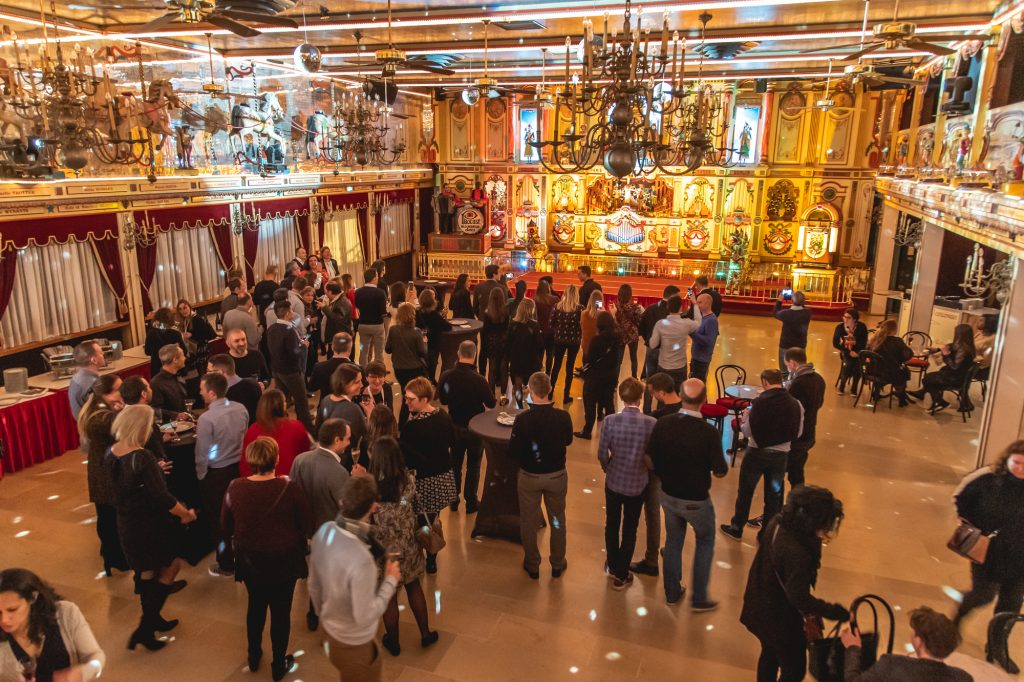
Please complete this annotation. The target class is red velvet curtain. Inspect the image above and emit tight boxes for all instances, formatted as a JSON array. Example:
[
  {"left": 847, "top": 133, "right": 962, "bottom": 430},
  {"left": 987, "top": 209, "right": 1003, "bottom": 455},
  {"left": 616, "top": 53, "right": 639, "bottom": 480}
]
[
  {"left": 90, "top": 237, "right": 128, "bottom": 314},
  {"left": 242, "top": 228, "right": 259, "bottom": 284},
  {"left": 0, "top": 250, "right": 16, "bottom": 323},
  {"left": 136, "top": 239, "right": 158, "bottom": 313},
  {"left": 4, "top": 213, "right": 118, "bottom": 249}
]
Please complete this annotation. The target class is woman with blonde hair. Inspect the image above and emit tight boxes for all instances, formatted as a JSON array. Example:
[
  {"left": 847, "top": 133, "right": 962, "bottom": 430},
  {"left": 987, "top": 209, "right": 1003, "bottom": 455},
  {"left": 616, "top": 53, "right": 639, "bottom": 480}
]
[
  {"left": 868, "top": 319, "right": 914, "bottom": 406},
  {"left": 549, "top": 284, "right": 583, "bottom": 404},
  {"left": 482, "top": 287, "right": 511, "bottom": 396},
  {"left": 106, "top": 405, "right": 196, "bottom": 651},
  {"left": 386, "top": 301, "right": 428, "bottom": 424},
  {"left": 416, "top": 287, "right": 452, "bottom": 383},
  {"left": 580, "top": 289, "right": 604, "bottom": 362},
  {"left": 505, "top": 298, "right": 543, "bottom": 408},
  {"left": 222, "top": 436, "right": 312, "bottom": 678}
]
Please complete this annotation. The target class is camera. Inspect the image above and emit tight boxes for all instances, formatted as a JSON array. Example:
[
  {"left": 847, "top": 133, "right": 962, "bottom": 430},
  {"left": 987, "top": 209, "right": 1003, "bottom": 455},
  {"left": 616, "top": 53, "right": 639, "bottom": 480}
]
[{"left": 782, "top": 288, "right": 793, "bottom": 300}]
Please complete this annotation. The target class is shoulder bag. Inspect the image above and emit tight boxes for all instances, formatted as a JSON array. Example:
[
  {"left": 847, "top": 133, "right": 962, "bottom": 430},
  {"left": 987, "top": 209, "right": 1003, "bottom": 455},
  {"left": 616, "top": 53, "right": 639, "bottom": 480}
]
[{"left": 948, "top": 518, "right": 995, "bottom": 564}]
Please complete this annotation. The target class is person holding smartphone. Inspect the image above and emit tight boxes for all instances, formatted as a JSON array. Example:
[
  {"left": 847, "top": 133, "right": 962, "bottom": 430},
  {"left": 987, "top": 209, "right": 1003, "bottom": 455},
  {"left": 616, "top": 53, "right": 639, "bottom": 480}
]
[{"left": 773, "top": 290, "right": 812, "bottom": 379}]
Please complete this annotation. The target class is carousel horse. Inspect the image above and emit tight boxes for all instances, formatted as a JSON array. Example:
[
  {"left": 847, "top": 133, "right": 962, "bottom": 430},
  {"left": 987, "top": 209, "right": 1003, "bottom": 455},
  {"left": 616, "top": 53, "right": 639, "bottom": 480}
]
[
  {"left": 139, "top": 80, "right": 182, "bottom": 148},
  {"left": 230, "top": 92, "right": 286, "bottom": 164},
  {"left": 181, "top": 102, "right": 229, "bottom": 136}
]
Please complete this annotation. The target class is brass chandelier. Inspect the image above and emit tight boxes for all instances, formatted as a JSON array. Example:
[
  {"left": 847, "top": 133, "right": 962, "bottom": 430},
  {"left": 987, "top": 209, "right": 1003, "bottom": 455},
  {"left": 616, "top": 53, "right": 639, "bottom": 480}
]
[
  {"left": 528, "top": 3, "right": 736, "bottom": 179},
  {"left": 331, "top": 85, "right": 406, "bottom": 167}
]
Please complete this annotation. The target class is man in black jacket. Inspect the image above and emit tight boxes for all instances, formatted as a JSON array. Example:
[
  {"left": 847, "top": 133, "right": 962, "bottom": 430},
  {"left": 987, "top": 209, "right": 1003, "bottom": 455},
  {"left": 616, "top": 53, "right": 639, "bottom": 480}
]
[
  {"left": 266, "top": 300, "right": 314, "bottom": 433},
  {"left": 510, "top": 372, "right": 574, "bottom": 580},
  {"left": 639, "top": 285, "right": 680, "bottom": 411},
  {"left": 150, "top": 343, "right": 188, "bottom": 423},
  {"left": 842, "top": 606, "right": 971, "bottom": 681},
  {"left": 774, "top": 291, "right": 812, "bottom": 378},
  {"left": 577, "top": 265, "right": 602, "bottom": 307},
  {"left": 309, "top": 332, "right": 353, "bottom": 400},
  {"left": 720, "top": 369, "right": 803, "bottom": 541},
  {"left": 319, "top": 280, "right": 353, "bottom": 341},
  {"left": 784, "top": 347, "right": 825, "bottom": 490},
  {"left": 207, "top": 353, "right": 261, "bottom": 425},
  {"left": 684, "top": 276, "right": 723, "bottom": 320},
  {"left": 438, "top": 341, "right": 497, "bottom": 513},
  {"left": 354, "top": 268, "right": 388, "bottom": 366}
]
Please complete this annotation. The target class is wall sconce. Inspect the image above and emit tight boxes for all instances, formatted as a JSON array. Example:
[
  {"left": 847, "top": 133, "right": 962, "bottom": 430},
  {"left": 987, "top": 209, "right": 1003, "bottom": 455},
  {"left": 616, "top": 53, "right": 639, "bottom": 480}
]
[
  {"left": 797, "top": 225, "right": 806, "bottom": 252},
  {"left": 828, "top": 225, "right": 838, "bottom": 253}
]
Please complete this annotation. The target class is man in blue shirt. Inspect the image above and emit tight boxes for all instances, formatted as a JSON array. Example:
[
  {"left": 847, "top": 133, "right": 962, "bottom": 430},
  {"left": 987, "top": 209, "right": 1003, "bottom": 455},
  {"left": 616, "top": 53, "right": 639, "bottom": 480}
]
[
  {"left": 689, "top": 294, "right": 720, "bottom": 383},
  {"left": 195, "top": 372, "right": 249, "bottom": 577},
  {"left": 68, "top": 340, "right": 106, "bottom": 420}
]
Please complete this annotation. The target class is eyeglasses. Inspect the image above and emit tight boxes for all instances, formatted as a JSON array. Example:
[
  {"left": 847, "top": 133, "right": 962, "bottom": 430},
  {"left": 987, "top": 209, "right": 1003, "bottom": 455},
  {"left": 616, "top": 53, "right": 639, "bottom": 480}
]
[{"left": 403, "top": 395, "right": 418, "bottom": 402}]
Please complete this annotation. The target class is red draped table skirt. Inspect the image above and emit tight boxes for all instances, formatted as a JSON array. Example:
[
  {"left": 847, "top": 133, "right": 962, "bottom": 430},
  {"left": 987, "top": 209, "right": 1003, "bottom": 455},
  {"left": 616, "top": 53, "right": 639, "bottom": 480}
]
[{"left": 0, "top": 364, "right": 151, "bottom": 478}]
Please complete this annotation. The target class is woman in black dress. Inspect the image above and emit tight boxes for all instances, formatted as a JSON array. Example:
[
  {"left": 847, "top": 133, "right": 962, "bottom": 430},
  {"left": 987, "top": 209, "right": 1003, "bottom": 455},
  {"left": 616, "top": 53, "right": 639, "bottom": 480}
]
[
  {"left": 831, "top": 307, "right": 868, "bottom": 395},
  {"left": 106, "top": 404, "right": 197, "bottom": 651},
  {"left": 867, "top": 319, "right": 914, "bottom": 406},
  {"left": 741, "top": 486, "right": 849, "bottom": 682},
  {"left": 175, "top": 299, "right": 217, "bottom": 401},
  {"left": 144, "top": 307, "right": 186, "bottom": 377},
  {"left": 316, "top": 363, "right": 369, "bottom": 469},
  {"left": 908, "top": 323, "right": 976, "bottom": 414},
  {"left": 386, "top": 302, "right": 428, "bottom": 425},
  {"left": 549, "top": 284, "right": 582, "bottom": 404},
  {"left": 482, "top": 287, "right": 510, "bottom": 397},
  {"left": 575, "top": 311, "right": 622, "bottom": 440},
  {"left": 76, "top": 374, "right": 129, "bottom": 576},
  {"left": 222, "top": 437, "right": 313, "bottom": 679},
  {"left": 449, "top": 273, "right": 475, "bottom": 320},
  {"left": 953, "top": 441, "right": 1024, "bottom": 637},
  {"left": 416, "top": 288, "right": 453, "bottom": 383},
  {"left": 399, "top": 377, "right": 456, "bottom": 575},
  {"left": 505, "top": 298, "right": 543, "bottom": 408}
]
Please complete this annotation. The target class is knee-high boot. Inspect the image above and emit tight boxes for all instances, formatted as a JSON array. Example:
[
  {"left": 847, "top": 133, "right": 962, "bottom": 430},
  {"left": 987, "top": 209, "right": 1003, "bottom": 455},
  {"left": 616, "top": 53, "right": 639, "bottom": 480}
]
[{"left": 128, "top": 580, "right": 167, "bottom": 651}]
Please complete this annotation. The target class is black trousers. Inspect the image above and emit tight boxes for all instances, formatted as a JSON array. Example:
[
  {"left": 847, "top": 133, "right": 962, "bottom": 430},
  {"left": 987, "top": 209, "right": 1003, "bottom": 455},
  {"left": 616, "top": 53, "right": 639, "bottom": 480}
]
[
  {"left": 786, "top": 442, "right": 813, "bottom": 488},
  {"left": 604, "top": 487, "right": 644, "bottom": 580},
  {"left": 451, "top": 425, "right": 483, "bottom": 505},
  {"left": 838, "top": 355, "right": 861, "bottom": 393},
  {"left": 690, "top": 359, "right": 710, "bottom": 383},
  {"left": 95, "top": 502, "right": 127, "bottom": 569},
  {"left": 956, "top": 563, "right": 1024, "bottom": 623},
  {"left": 550, "top": 343, "right": 580, "bottom": 400},
  {"left": 273, "top": 371, "right": 314, "bottom": 434},
  {"left": 730, "top": 448, "right": 787, "bottom": 529},
  {"left": 245, "top": 578, "right": 297, "bottom": 665},
  {"left": 755, "top": 626, "right": 807, "bottom": 682},
  {"left": 923, "top": 369, "right": 960, "bottom": 405},
  {"left": 426, "top": 344, "right": 441, "bottom": 384},
  {"left": 581, "top": 377, "right": 616, "bottom": 436},
  {"left": 201, "top": 464, "right": 239, "bottom": 572},
  {"left": 542, "top": 333, "right": 555, "bottom": 375},
  {"left": 617, "top": 341, "right": 639, "bottom": 378}
]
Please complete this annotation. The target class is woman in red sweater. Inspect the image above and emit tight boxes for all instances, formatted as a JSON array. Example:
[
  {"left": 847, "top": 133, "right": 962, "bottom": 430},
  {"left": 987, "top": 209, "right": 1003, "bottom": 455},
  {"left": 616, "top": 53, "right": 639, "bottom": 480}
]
[{"left": 241, "top": 390, "right": 312, "bottom": 477}]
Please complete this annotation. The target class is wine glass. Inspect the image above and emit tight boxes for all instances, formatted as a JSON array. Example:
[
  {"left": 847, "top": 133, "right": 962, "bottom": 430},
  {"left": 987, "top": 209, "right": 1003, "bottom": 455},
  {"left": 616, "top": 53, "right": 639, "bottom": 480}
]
[
  {"left": 20, "top": 656, "right": 36, "bottom": 682},
  {"left": 183, "top": 399, "right": 195, "bottom": 419}
]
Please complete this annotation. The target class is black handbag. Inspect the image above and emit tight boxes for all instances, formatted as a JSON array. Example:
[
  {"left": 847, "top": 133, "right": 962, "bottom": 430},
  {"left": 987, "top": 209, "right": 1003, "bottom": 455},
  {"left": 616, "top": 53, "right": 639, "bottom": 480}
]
[{"left": 808, "top": 594, "right": 895, "bottom": 682}]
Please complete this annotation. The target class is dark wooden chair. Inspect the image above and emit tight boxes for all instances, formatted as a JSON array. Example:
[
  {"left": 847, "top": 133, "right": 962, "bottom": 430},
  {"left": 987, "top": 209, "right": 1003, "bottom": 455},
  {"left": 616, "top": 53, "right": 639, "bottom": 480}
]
[
  {"left": 714, "top": 364, "right": 749, "bottom": 465},
  {"left": 902, "top": 331, "right": 932, "bottom": 387}
]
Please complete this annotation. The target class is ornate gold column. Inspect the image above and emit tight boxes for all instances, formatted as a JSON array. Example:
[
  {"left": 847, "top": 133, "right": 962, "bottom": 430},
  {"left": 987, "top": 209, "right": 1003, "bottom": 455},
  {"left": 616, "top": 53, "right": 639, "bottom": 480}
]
[
  {"left": 759, "top": 84, "right": 776, "bottom": 165},
  {"left": 930, "top": 61, "right": 953, "bottom": 167}
]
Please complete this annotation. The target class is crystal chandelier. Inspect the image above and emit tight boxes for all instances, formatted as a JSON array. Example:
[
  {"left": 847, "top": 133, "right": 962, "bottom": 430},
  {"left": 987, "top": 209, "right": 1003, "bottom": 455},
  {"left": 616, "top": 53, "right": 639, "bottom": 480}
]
[
  {"left": 528, "top": 3, "right": 735, "bottom": 178},
  {"left": 331, "top": 86, "right": 406, "bottom": 167}
]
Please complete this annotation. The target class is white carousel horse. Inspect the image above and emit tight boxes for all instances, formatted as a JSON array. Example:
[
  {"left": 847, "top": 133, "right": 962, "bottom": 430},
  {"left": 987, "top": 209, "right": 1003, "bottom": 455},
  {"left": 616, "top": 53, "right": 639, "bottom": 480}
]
[{"left": 230, "top": 92, "right": 287, "bottom": 162}]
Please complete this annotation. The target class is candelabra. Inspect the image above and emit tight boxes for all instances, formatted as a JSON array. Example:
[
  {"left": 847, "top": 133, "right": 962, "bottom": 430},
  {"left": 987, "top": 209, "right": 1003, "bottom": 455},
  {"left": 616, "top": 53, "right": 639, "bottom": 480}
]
[
  {"left": 231, "top": 203, "right": 260, "bottom": 235},
  {"left": 528, "top": 4, "right": 735, "bottom": 178},
  {"left": 122, "top": 212, "right": 159, "bottom": 251},
  {"left": 894, "top": 217, "right": 923, "bottom": 248},
  {"left": 331, "top": 88, "right": 405, "bottom": 167}
]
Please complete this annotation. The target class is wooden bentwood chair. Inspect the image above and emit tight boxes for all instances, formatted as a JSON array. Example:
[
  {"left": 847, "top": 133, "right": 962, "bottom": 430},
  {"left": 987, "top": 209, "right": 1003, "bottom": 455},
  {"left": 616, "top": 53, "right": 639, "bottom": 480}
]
[
  {"left": 902, "top": 331, "right": 932, "bottom": 387},
  {"left": 713, "top": 364, "right": 749, "bottom": 467}
]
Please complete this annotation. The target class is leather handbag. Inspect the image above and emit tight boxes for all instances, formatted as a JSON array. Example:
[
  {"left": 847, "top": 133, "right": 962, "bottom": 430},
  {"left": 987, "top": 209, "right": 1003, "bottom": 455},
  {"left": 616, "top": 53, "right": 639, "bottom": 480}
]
[
  {"left": 415, "top": 516, "right": 446, "bottom": 554},
  {"left": 808, "top": 594, "right": 895, "bottom": 682},
  {"left": 947, "top": 518, "right": 994, "bottom": 564}
]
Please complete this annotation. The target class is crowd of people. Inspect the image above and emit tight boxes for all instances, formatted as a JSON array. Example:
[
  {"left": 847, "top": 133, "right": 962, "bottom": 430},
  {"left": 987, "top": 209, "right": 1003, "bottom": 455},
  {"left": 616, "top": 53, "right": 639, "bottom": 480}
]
[{"left": 13, "top": 252, "right": 1017, "bottom": 682}]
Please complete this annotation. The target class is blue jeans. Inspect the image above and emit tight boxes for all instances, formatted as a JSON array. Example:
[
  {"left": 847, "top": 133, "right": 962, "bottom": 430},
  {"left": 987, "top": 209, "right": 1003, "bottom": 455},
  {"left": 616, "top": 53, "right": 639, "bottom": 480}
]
[{"left": 659, "top": 492, "right": 716, "bottom": 604}]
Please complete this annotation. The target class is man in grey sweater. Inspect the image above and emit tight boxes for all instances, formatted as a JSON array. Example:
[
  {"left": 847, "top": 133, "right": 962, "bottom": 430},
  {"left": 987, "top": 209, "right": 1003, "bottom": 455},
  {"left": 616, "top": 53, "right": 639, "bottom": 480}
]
[
  {"left": 68, "top": 340, "right": 106, "bottom": 420},
  {"left": 290, "top": 418, "right": 355, "bottom": 632},
  {"left": 310, "top": 474, "right": 401, "bottom": 682}
]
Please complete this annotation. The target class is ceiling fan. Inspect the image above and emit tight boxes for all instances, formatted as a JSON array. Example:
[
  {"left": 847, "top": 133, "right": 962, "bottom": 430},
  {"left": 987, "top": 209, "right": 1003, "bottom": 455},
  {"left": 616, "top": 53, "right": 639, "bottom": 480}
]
[
  {"left": 443, "top": 20, "right": 534, "bottom": 103},
  {"left": 793, "top": 60, "right": 866, "bottom": 111},
  {"left": 136, "top": 0, "right": 298, "bottom": 38},
  {"left": 338, "top": 0, "right": 456, "bottom": 77},
  {"left": 802, "top": 0, "right": 988, "bottom": 61}
]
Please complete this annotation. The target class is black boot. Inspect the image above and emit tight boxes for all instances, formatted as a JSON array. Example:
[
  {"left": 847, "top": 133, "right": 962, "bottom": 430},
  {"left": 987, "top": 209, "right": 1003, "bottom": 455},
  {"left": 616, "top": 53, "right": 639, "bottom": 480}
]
[{"left": 127, "top": 581, "right": 166, "bottom": 651}]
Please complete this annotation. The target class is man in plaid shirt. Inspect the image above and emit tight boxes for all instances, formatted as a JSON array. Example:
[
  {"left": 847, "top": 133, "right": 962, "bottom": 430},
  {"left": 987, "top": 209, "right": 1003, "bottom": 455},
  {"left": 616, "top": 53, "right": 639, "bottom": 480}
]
[{"left": 598, "top": 377, "right": 657, "bottom": 590}]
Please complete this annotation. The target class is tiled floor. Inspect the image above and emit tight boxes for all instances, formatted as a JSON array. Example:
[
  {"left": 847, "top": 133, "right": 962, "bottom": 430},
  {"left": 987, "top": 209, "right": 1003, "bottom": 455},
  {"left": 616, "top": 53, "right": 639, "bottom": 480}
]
[{"left": 3, "top": 313, "right": 1014, "bottom": 681}]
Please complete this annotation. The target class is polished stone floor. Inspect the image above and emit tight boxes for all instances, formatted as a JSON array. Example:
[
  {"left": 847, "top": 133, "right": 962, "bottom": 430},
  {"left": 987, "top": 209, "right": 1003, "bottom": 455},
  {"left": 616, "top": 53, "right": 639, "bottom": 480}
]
[{"left": 2, "top": 313, "right": 1015, "bottom": 681}]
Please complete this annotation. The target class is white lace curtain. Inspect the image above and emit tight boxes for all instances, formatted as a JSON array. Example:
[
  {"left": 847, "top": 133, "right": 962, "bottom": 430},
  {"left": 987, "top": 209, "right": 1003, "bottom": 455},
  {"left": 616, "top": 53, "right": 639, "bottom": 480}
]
[
  {"left": 323, "top": 209, "right": 364, "bottom": 278},
  {"left": 377, "top": 203, "right": 412, "bottom": 260},
  {"left": 254, "top": 215, "right": 300, "bottom": 278},
  {"left": 1, "top": 239, "right": 118, "bottom": 348},
  {"left": 149, "top": 226, "right": 224, "bottom": 310}
]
